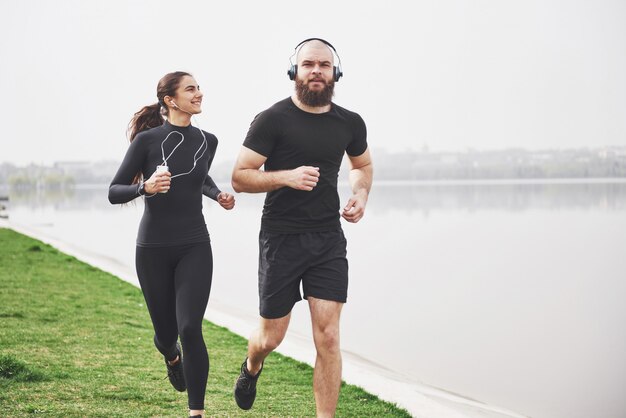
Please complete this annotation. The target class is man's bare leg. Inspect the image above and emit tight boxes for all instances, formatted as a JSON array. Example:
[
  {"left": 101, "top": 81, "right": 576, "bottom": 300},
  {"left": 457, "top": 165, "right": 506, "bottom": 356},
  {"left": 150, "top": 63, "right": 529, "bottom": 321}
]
[
  {"left": 246, "top": 313, "right": 291, "bottom": 374},
  {"left": 309, "top": 297, "right": 343, "bottom": 418}
]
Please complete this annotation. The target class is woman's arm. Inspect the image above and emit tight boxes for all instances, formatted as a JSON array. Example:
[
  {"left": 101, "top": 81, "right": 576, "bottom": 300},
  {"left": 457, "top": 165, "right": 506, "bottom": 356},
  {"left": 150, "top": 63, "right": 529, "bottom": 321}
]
[
  {"left": 202, "top": 175, "right": 221, "bottom": 201},
  {"left": 108, "top": 138, "right": 145, "bottom": 204}
]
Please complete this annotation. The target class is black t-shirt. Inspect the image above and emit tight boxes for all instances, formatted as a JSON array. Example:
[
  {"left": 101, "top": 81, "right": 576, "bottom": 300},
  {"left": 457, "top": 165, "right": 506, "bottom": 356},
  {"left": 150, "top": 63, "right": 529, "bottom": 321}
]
[
  {"left": 109, "top": 120, "right": 221, "bottom": 247},
  {"left": 243, "top": 97, "right": 368, "bottom": 233}
]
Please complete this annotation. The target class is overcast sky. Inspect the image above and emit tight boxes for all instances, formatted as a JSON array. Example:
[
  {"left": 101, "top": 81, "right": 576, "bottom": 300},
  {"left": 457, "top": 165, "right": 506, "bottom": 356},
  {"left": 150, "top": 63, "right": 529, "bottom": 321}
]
[{"left": 1, "top": 0, "right": 625, "bottom": 166}]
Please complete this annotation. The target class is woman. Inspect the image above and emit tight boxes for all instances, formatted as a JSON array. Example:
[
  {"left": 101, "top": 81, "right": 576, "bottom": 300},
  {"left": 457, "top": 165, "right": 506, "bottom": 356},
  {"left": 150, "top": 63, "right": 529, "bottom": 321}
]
[{"left": 108, "top": 71, "right": 234, "bottom": 418}]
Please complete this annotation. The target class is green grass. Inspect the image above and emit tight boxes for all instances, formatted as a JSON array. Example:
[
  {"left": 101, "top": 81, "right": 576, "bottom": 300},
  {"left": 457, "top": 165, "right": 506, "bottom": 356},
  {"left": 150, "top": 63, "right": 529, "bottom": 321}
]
[{"left": 0, "top": 228, "right": 411, "bottom": 417}]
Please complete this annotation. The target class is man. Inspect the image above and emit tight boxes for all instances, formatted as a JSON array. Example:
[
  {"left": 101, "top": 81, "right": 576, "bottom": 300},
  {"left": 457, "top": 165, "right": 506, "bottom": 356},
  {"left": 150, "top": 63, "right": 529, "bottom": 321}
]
[{"left": 231, "top": 38, "right": 373, "bottom": 417}]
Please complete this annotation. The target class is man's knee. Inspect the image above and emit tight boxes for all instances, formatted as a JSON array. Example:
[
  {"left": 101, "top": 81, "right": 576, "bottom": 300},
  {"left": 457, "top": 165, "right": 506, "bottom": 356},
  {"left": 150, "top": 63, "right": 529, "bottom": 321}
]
[
  {"left": 314, "top": 326, "right": 340, "bottom": 354},
  {"left": 259, "top": 334, "right": 282, "bottom": 352},
  {"left": 257, "top": 315, "right": 290, "bottom": 352},
  {"left": 257, "top": 325, "right": 288, "bottom": 351},
  {"left": 255, "top": 315, "right": 291, "bottom": 353}
]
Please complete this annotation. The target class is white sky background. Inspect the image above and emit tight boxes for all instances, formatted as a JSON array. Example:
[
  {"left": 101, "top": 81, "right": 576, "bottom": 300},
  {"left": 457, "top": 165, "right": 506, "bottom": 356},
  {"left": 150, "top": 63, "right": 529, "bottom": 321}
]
[{"left": 1, "top": 0, "right": 625, "bottom": 166}]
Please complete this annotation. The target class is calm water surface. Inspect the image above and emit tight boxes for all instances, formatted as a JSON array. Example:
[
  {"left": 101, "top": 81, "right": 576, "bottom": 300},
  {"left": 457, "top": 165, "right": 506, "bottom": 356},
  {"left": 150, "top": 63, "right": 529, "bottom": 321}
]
[{"left": 4, "top": 180, "right": 626, "bottom": 418}]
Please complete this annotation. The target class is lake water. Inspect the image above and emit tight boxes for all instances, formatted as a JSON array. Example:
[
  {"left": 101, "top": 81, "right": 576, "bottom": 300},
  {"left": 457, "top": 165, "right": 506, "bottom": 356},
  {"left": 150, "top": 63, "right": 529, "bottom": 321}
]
[{"left": 3, "top": 180, "right": 626, "bottom": 418}]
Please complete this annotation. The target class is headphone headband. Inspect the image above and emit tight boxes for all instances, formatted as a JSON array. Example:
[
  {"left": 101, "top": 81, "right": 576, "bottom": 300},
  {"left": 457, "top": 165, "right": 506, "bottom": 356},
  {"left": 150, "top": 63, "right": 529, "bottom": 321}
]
[{"left": 293, "top": 38, "right": 338, "bottom": 54}]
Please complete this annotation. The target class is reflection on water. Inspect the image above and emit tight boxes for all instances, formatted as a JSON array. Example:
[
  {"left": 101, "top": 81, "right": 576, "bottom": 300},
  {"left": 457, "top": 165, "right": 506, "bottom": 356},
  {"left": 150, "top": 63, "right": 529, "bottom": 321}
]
[
  {"left": 3, "top": 180, "right": 626, "bottom": 418},
  {"left": 6, "top": 180, "right": 626, "bottom": 213},
  {"left": 365, "top": 180, "right": 626, "bottom": 213},
  {"left": 5, "top": 187, "right": 76, "bottom": 206}
]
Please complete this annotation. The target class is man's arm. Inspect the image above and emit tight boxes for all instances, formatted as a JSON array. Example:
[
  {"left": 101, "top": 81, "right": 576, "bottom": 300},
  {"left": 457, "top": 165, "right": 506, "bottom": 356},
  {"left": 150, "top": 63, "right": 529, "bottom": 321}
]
[
  {"left": 342, "top": 147, "right": 373, "bottom": 223},
  {"left": 231, "top": 146, "right": 320, "bottom": 193}
]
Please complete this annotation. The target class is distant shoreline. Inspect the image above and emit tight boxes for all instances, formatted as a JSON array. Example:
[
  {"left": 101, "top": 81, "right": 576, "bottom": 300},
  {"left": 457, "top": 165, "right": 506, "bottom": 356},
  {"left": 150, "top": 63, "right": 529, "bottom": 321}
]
[
  {"left": 3, "top": 146, "right": 626, "bottom": 188},
  {"left": 2, "top": 177, "right": 626, "bottom": 193},
  {"left": 342, "top": 177, "right": 626, "bottom": 186}
]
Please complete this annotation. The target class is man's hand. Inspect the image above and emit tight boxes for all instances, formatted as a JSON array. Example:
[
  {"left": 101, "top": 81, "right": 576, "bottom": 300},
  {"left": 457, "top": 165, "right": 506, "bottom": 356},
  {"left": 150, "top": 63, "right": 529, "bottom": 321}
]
[
  {"left": 342, "top": 189, "right": 368, "bottom": 223},
  {"left": 286, "top": 166, "right": 320, "bottom": 191}
]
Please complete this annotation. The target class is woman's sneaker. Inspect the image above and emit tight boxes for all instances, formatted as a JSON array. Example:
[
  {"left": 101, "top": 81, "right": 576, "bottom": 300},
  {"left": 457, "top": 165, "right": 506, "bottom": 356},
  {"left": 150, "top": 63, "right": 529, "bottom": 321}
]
[
  {"left": 165, "top": 342, "right": 186, "bottom": 392},
  {"left": 234, "top": 358, "right": 263, "bottom": 410}
]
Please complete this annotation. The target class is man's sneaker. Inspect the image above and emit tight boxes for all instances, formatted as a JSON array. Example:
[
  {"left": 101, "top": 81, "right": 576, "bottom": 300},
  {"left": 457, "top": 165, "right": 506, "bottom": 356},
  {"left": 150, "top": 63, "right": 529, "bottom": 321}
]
[
  {"left": 234, "top": 358, "right": 263, "bottom": 410},
  {"left": 165, "top": 342, "right": 186, "bottom": 392}
]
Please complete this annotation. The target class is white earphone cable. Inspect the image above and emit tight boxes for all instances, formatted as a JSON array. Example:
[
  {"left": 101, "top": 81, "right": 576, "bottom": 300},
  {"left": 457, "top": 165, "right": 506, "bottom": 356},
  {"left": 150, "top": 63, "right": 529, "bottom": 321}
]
[{"left": 145, "top": 111, "right": 208, "bottom": 199}]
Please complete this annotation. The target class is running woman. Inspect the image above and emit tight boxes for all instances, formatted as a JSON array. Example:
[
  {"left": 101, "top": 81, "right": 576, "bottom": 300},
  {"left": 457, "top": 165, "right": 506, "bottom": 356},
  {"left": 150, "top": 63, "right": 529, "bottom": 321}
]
[{"left": 109, "top": 71, "right": 234, "bottom": 418}]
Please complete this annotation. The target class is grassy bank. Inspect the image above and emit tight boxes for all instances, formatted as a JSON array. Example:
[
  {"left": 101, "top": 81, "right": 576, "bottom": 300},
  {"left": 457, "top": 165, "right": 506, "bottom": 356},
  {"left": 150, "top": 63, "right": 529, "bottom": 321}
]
[{"left": 0, "top": 228, "right": 411, "bottom": 417}]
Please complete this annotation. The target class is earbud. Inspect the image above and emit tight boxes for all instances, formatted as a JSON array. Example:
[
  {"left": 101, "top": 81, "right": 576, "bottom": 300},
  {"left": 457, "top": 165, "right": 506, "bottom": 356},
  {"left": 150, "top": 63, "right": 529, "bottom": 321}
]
[{"left": 169, "top": 100, "right": 194, "bottom": 116}]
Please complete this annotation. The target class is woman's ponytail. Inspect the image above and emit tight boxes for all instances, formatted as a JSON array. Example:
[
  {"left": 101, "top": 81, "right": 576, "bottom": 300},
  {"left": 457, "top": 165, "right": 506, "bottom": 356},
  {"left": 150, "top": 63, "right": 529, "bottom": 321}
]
[{"left": 127, "top": 103, "right": 163, "bottom": 143}]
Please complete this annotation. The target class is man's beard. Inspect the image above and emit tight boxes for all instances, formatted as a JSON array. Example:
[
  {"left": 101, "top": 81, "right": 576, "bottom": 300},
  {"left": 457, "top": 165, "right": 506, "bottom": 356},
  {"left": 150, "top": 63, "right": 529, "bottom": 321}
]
[{"left": 295, "top": 78, "right": 335, "bottom": 107}]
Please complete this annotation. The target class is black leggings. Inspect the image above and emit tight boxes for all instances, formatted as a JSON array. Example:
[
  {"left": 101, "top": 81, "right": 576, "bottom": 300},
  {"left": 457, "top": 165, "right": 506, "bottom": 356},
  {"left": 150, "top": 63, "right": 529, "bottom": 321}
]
[{"left": 136, "top": 241, "right": 213, "bottom": 410}]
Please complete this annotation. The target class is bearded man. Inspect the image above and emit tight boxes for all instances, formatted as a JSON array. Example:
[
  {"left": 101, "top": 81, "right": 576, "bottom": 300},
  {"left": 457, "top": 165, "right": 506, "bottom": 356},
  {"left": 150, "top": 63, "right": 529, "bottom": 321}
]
[{"left": 231, "top": 38, "right": 373, "bottom": 417}]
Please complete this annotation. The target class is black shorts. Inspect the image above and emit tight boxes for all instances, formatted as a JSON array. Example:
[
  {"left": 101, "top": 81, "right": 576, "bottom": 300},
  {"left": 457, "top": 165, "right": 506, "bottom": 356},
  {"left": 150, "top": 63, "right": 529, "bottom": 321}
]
[{"left": 258, "top": 229, "right": 348, "bottom": 319}]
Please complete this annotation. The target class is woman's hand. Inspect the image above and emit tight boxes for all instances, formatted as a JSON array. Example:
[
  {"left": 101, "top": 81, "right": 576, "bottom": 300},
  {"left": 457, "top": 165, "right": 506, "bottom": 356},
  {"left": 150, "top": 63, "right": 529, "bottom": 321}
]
[
  {"left": 217, "top": 192, "right": 235, "bottom": 210},
  {"left": 144, "top": 170, "right": 171, "bottom": 194}
]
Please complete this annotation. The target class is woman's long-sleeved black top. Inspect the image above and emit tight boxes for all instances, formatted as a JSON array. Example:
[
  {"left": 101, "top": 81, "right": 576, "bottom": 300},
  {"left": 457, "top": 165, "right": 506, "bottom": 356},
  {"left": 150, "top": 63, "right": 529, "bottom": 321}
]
[{"left": 109, "top": 121, "right": 221, "bottom": 247}]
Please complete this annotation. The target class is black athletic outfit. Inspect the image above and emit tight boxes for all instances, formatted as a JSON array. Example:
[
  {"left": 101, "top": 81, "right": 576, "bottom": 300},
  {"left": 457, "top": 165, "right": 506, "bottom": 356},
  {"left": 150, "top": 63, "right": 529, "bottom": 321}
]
[
  {"left": 243, "top": 97, "right": 368, "bottom": 318},
  {"left": 108, "top": 120, "right": 221, "bottom": 410}
]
